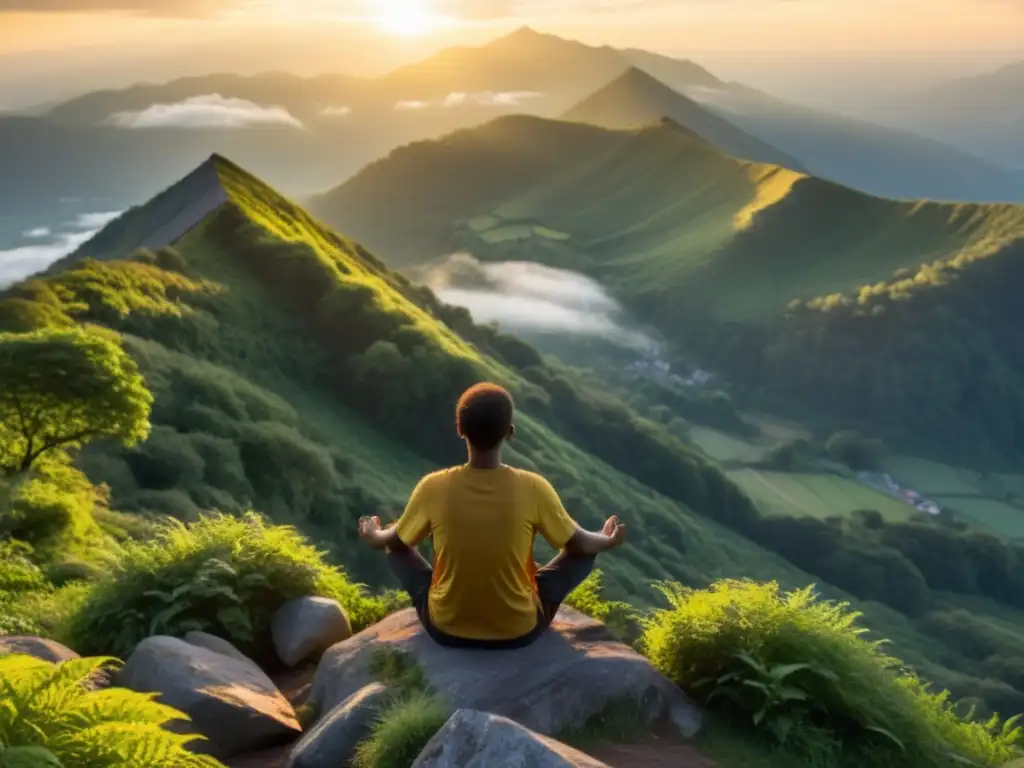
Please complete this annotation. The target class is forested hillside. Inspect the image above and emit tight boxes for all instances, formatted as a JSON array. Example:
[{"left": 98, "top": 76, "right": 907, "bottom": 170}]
[
  {"left": 313, "top": 115, "right": 1024, "bottom": 464},
  {"left": 3, "top": 153, "right": 805, "bottom": 600},
  {"left": 3, "top": 155, "right": 1024, "bottom": 734}
]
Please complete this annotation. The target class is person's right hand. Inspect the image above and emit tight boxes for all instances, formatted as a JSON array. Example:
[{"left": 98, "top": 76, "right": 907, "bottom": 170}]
[
  {"left": 358, "top": 515, "right": 382, "bottom": 542},
  {"left": 602, "top": 515, "right": 627, "bottom": 549}
]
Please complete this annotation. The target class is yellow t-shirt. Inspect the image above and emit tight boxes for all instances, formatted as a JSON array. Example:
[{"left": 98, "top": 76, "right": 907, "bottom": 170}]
[{"left": 394, "top": 465, "right": 577, "bottom": 641}]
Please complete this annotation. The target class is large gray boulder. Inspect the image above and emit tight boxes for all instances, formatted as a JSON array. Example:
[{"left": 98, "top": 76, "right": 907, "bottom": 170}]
[
  {"left": 286, "top": 682, "right": 389, "bottom": 768},
  {"left": 310, "top": 607, "right": 701, "bottom": 739},
  {"left": 117, "top": 635, "right": 301, "bottom": 759},
  {"left": 0, "top": 636, "right": 79, "bottom": 664},
  {"left": 412, "top": 709, "right": 611, "bottom": 768},
  {"left": 272, "top": 597, "right": 352, "bottom": 668},
  {"left": 183, "top": 631, "right": 258, "bottom": 667}
]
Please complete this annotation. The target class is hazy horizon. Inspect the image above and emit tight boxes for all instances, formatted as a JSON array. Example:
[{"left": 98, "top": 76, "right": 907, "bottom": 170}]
[{"left": 2, "top": 1, "right": 1022, "bottom": 113}]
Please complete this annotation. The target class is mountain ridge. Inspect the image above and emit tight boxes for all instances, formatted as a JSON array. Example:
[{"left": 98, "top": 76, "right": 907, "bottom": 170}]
[
  {"left": 4, "top": 27, "right": 1019, "bottom": 236},
  {"left": 312, "top": 113, "right": 1024, "bottom": 460},
  {"left": 563, "top": 66, "right": 807, "bottom": 171}
]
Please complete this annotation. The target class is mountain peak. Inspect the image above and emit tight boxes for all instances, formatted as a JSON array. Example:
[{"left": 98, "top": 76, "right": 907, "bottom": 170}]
[
  {"left": 564, "top": 68, "right": 807, "bottom": 172},
  {"left": 490, "top": 25, "right": 570, "bottom": 49}
]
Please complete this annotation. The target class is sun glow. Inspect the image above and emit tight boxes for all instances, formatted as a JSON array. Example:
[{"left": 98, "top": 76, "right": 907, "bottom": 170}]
[{"left": 375, "top": 0, "right": 439, "bottom": 36}]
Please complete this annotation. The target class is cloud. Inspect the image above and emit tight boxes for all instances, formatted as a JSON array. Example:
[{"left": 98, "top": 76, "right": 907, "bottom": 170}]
[
  {"left": 22, "top": 227, "right": 50, "bottom": 238},
  {"left": 0, "top": 211, "right": 122, "bottom": 288},
  {"left": 442, "top": 92, "right": 469, "bottom": 108},
  {"left": 320, "top": 105, "right": 352, "bottom": 117},
  {"left": 75, "top": 211, "right": 121, "bottom": 228},
  {"left": 444, "top": 91, "right": 542, "bottom": 107},
  {"left": 683, "top": 85, "right": 744, "bottom": 114},
  {"left": 394, "top": 100, "right": 432, "bottom": 111},
  {"left": 425, "top": 253, "right": 656, "bottom": 350},
  {"left": 407, "top": 91, "right": 544, "bottom": 110},
  {"left": 108, "top": 94, "right": 304, "bottom": 129}
]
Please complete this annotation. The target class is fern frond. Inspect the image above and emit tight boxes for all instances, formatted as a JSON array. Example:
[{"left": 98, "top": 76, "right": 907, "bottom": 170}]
[
  {"left": 0, "top": 654, "right": 227, "bottom": 768},
  {"left": 58, "top": 688, "right": 189, "bottom": 730},
  {"left": 63, "top": 721, "right": 210, "bottom": 768}
]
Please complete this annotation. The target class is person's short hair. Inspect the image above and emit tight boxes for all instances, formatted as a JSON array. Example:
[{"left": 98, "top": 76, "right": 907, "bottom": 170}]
[{"left": 456, "top": 383, "right": 514, "bottom": 450}]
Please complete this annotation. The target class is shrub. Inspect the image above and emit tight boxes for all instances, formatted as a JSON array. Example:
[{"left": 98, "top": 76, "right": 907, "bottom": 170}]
[
  {"left": 0, "top": 540, "right": 48, "bottom": 636},
  {"left": 65, "top": 512, "right": 394, "bottom": 659},
  {"left": 0, "top": 653, "right": 223, "bottom": 768},
  {"left": 640, "top": 579, "right": 1023, "bottom": 767},
  {"left": 825, "top": 431, "right": 886, "bottom": 472},
  {"left": 564, "top": 569, "right": 641, "bottom": 644},
  {"left": 1, "top": 460, "right": 105, "bottom": 557}
]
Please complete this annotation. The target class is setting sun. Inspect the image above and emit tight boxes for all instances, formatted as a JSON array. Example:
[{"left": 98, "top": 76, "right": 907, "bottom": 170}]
[{"left": 375, "top": 0, "right": 438, "bottom": 36}]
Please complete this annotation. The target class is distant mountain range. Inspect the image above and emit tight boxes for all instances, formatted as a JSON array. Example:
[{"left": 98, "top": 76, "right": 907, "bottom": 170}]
[
  {"left": 1, "top": 26, "right": 1021, "bottom": 234},
  {"left": 861, "top": 60, "right": 1024, "bottom": 171},
  {"left": 312, "top": 114, "right": 1024, "bottom": 461},
  {"left": 562, "top": 67, "right": 807, "bottom": 171}
]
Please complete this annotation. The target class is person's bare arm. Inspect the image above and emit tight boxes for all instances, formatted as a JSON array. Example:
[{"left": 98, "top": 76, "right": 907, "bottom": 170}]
[
  {"left": 564, "top": 515, "right": 627, "bottom": 556},
  {"left": 358, "top": 516, "right": 407, "bottom": 551}
]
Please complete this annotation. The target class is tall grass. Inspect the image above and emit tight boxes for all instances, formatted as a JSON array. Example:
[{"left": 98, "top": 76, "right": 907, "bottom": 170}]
[
  {"left": 351, "top": 691, "right": 449, "bottom": 768},
  {"left": 64, "top": 512, "right": 395, "bottom": 659},
  {"left": 641, "top": 579, "right": 1023, "bottom": 768}
]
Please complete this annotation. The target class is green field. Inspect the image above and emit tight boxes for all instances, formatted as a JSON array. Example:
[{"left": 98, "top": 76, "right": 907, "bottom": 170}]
[
  {"left": 727, "top": 468, "right": 918, "bottom": 522},
  {"left": 882, "top": 456, "right": 1024, "bottom": 537},
  {"left": 689, "top": 426, "right": 769, "bottom": 463},
  {"left": 469, "top": 214, "right": 571, "bottom": 245},
  {"left": 933, "top": 496, "right": 1024, "bottom": 538},
  {"left": 884, "top": 456, "right": 989, "bottom": 496}
]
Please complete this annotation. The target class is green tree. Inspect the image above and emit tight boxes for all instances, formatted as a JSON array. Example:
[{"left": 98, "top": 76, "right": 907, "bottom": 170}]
[{"left": 0, "top": 328, "right": 153, "bottom": 476}]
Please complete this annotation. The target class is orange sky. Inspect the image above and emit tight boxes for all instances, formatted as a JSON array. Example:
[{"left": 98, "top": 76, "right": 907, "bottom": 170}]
[
  {"left": 1, "top": 0, "right": 1020, "bottom": 113},
  {"left": 2, "top": 0, "right": 1022, "bottom": 58}
]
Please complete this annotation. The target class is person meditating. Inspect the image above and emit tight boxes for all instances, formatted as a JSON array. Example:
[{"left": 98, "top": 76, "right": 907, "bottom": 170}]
[{"left": 357, "top": 382, "right": 627, "bottom": 649}]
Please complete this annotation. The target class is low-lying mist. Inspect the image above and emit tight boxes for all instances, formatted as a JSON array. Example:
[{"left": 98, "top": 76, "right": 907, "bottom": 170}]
[{"left": 424, "top": 253, "right": 657, "bottom": 352}]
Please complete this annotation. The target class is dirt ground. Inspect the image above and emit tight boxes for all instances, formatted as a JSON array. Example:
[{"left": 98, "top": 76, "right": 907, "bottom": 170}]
[{"left": 586, "top": 734, "right": 719, "bottom": 768}]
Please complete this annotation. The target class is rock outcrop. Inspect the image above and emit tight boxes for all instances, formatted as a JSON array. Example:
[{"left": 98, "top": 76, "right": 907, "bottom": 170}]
[
  {"left": 117, "top": 635, "right": 302, "bottom": 759},
  {"left": 412, "top": 709, "right": 612, "bottom": 767},
  {"left": 286, "top": 682, "right": 389, "bottom": 768},
  {"left": 0, "top": 636, "right": 79, "bottom": 664},
  {"left": 273, "top": 597, "right": 352, "bottom": 668},
  {"left": 183, "top": 631, "right": 258, "bottom": 667},
  {"left": 310, "top": 606, "right": 702, "bottom": 739}
]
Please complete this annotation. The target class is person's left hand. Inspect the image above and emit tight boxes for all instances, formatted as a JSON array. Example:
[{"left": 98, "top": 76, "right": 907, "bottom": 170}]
[{"left": 358, "top": 515, "right": 382, "bottom": 542}]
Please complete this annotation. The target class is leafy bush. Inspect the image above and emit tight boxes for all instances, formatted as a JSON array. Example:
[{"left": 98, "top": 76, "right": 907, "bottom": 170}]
[
  {"left": 641, "top": 579, "right": 1023, "bottom": 767},
  {"left": 825, "top": 431, "right": 886, "bottom": 472},
  {"left": 0, "top": 653, "right": 223, "bottom": 767},
  {"left": 65, "top": 512, "right": 395, "bottom": 659},
  {"left": 0, "top": 540, "right": 48, "bottom": 636},
  {"left": 1, "top": 460, "right": 106, "bottom": 558},
  {"left": 564, "top": 569, "right": 641, "bottom": 644}
]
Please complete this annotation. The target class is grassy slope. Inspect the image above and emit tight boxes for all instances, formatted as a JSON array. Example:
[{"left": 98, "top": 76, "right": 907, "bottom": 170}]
[
  {"left": 12, "top": 154, "right": 1007, "bottom": 715},
  {"left": 315, "top": 116, "right": 1024, "bottom": 326},
  {"left": 41, "top": 154, "right": 843, "bottom": 604},
  {"left": 221, "top": 156, "right": 1024, "bottom": 700}
]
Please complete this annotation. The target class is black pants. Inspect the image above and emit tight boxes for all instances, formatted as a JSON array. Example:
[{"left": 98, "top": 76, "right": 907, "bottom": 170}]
[{"left": 387, "top": 546, "right": 596, "bottom": 650}]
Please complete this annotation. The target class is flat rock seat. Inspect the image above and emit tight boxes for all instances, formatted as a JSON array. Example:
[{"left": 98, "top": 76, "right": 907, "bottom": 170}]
[{"left": 310, "top": 606, "right": 702, "bottom": 739}]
